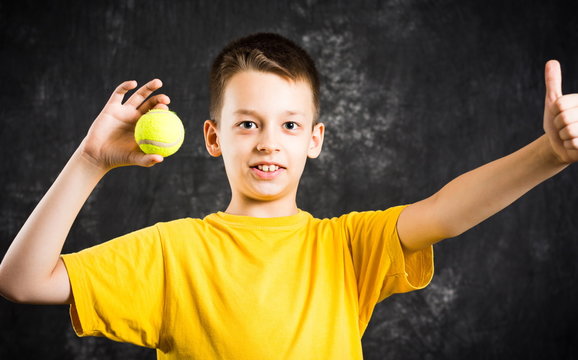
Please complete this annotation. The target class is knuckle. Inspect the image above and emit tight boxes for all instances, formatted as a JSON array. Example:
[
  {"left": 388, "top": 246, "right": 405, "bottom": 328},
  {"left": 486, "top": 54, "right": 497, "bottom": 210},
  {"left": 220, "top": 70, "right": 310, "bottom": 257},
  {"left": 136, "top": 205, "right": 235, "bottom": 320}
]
[
  {"left": 568, "top": 124, "right": 578, "bottom": 138},
  {"left": 554, "top": 114, "right": 564, "bottom": 129},
  {"left": 117, "top": 81, "right": 132, "bottom": 92},
  {"left": 567, "top": 138, "right": 578, "bottom": 149},
  {"left": 559, "top": 112, "right": 571, "bottom": 126},
  {"left": 554, "top": 97, "right": 564, "bottom": 110},
  {"left": 145, "top": 80, "right": 160, "bottom": 91}
]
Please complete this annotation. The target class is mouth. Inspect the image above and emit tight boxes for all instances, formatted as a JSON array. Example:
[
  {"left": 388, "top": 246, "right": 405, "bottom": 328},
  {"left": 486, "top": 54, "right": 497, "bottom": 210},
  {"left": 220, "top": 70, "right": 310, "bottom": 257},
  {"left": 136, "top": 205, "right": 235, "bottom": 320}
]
[
  {"left": 252, "top": 164, "right": 282, "bottom": 172},
  {"left": 249, "top": 163, "right": 286, "bottom": 179}
]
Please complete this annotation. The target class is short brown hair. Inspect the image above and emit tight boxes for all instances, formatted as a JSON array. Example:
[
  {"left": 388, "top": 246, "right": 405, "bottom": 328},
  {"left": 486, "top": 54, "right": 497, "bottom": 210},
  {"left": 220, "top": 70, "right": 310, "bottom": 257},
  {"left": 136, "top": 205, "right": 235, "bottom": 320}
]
[{"left": 209, "top": 33, "right": 320, "bottom": 124}]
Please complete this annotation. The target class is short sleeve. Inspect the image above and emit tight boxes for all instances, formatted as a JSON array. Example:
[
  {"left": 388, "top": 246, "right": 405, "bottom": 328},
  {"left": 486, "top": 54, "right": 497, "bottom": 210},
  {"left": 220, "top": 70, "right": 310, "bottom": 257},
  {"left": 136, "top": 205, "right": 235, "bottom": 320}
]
[
  {"left": 341, "top": 205, "right": 434, "bottom": 326},
  {"left": 60, "top": 224, "right": 166, "bottom": 349}
]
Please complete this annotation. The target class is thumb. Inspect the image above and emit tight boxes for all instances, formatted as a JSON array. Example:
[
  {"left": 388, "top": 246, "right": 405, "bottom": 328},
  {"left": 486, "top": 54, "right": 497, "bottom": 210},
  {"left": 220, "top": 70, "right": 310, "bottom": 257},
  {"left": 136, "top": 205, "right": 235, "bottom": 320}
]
[
  {"left": 131, "top": 152, "right": 164, "bottom": 167},
  {"left": 545, "top": 59, "right": 563, "bottom": 103}
]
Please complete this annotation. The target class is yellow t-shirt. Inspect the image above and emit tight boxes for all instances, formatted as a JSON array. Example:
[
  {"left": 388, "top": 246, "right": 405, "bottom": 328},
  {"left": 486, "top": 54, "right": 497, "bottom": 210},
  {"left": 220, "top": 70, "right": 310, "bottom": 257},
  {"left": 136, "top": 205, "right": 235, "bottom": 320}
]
[{"left": 61, "top": 205, "right": 433, "bottom": 359}]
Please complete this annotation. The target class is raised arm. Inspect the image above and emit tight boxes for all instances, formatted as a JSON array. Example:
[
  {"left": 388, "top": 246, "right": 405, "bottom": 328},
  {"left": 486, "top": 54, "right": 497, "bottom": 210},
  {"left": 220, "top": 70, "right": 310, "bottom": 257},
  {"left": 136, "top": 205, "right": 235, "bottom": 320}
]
[
  {"left": 397, "top": 60, "right": 578, "bottom": 252},
  {"left": 0, "top": 80, "right": 169, "bottom": 304}
]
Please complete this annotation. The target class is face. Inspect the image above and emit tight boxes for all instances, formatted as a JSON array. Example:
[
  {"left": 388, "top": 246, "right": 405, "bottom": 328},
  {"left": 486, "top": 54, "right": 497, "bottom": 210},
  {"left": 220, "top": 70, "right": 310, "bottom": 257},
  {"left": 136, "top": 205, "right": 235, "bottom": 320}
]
[{"left": 204, "top": 70, "right": 324, "bottom": 205}]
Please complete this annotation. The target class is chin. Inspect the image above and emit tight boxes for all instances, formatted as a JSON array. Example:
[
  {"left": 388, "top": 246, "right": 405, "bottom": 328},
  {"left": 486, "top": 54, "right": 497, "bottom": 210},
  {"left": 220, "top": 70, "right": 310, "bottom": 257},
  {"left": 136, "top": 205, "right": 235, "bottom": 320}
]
[{"left": 248, "top": 185, "right": 291, "bottom": 201}]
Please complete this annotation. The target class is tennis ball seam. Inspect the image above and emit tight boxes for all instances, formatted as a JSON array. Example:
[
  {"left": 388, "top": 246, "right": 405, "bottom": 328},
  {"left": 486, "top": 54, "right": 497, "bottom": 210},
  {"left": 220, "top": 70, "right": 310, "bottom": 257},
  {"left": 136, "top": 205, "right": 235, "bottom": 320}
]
[
  {"left": 137, "top": 138, "right": 183, "bottom": 148},
  {"left": 134, "top": 109, "right": 185, "bottom": 157}
]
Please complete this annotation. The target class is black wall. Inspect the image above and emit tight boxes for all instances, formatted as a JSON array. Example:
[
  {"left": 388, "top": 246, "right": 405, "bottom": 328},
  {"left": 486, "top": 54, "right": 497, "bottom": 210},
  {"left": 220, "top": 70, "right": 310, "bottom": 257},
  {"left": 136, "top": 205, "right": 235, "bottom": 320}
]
[{"left": 1, "top": 0, "right": 578, "bottom": 359}]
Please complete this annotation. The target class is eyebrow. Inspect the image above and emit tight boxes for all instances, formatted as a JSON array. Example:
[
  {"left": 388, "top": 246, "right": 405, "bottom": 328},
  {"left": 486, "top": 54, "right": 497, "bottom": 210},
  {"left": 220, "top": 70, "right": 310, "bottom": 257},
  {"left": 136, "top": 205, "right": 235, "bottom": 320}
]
[{"left": 233, "top": 109, "right": 305, "bottom": 118}]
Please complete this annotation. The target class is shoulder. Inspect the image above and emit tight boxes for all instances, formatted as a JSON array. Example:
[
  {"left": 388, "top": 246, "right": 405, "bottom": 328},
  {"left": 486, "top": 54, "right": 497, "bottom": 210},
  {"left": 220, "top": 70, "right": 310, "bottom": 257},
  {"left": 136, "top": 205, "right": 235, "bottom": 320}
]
[
  {"left": 320, "top": 206, "right": 409, "bottom": 237},
  {"left": 326, "top": 205, "right": 408, "bottom": 224},
  {"left": 155, "top": 216, "right": 208, "bottom": 235}
]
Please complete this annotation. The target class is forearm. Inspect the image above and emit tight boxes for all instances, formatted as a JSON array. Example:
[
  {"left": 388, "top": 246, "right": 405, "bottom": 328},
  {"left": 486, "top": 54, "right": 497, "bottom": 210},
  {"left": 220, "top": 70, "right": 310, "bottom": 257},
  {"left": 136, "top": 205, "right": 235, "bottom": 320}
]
[
  {"left": 436, "top": 134, "right": 567, "bottom": 236},
  {"left": 0, "top": 145, "right": 107, "bottom": 300},
  {"left": 399, "top": 135, "right": 569, "bottom": 251}
]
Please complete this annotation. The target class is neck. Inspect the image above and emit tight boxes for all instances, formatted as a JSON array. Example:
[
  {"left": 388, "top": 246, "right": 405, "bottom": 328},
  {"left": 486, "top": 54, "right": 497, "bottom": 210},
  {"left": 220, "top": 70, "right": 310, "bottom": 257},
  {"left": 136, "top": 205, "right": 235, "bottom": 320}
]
[{"left": 224, "top": 194, "right": 299, "bottom": 218}]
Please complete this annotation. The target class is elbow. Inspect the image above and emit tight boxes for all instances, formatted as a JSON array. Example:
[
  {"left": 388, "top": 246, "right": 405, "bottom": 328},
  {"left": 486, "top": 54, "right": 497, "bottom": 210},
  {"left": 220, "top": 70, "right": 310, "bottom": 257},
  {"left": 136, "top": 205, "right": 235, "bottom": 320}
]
[
  {"left": 0, "top": 289, "right": 25, "bottom": 304},
  {"left": 0, "top": 266, "right": 29, "bottom": 304},
  {"left": 0, "top": 268, "right": 16, "bottom": 303},
  {"left": 0, "top": 286, "right": 35, "bottom": 304}
]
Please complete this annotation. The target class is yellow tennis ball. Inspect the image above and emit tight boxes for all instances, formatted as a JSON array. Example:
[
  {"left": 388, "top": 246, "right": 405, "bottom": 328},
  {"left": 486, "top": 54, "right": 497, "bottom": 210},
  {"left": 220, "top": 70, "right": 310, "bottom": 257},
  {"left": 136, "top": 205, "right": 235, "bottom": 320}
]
[{"left": 134, "top": 109, "right": 185, "bottom": 157}]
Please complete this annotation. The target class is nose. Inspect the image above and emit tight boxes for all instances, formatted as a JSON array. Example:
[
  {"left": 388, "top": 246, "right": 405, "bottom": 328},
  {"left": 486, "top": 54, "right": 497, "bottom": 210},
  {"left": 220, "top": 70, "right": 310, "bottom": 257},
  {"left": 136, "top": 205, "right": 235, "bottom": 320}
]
[
  {"left": 256, "top": 128, "right": 281, "bottom": 153},
  {"left": 256, "top": 142, "right": 280, "bottom": 153}
]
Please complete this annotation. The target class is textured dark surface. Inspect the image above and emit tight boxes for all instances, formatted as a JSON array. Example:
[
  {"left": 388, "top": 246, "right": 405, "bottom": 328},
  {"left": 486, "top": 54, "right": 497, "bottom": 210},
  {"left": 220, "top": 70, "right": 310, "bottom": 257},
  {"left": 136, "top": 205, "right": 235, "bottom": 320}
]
[{"left": 1, "top": 0, "right": 578, "bottom": 359}]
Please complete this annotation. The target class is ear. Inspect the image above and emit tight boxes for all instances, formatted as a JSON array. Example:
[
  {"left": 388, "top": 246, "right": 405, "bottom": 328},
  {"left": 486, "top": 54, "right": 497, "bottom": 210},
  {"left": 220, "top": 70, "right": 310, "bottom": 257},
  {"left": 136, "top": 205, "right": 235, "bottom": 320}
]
[
  {"left": 307, "top": 122, "right": 325, "bottom": 159},
  {"left": 203, "top": 120, "right": 221, "bottom": 157}
]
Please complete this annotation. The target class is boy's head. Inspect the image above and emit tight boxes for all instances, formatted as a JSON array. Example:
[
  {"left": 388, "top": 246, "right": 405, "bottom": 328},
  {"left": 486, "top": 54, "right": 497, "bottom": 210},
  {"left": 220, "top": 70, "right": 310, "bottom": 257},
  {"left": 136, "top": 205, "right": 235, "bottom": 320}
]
[
  {"left": 209, "top": 33, "right": 320, "bottom": 124},
  {"left": 204, "top": 33, "right": 325, "bottom": 213}
]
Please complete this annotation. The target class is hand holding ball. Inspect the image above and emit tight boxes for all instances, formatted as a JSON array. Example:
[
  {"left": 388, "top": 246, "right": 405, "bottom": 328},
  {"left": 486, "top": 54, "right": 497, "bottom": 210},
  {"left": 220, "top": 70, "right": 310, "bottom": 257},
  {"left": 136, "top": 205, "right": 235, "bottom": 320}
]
[{"left": 134, "top": 109, "right": 185, "bottom": 157}]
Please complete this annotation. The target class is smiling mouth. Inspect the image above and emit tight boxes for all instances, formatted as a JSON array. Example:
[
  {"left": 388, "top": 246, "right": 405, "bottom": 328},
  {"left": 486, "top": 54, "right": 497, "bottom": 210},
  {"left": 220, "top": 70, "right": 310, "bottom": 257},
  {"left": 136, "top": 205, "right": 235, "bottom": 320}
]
[
  {"left": 253, "top": 164, "right": 281, "bottom": 172},
  {"left": 250, "top": 164, "right": 286, "bottom": 179}
]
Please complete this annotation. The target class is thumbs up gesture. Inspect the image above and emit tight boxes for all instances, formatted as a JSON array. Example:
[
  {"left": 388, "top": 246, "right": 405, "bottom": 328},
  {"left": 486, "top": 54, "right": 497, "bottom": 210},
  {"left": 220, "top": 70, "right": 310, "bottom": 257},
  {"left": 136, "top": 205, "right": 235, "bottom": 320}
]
[{"left": 543, "top": 60, "right": 578, "bottom": 164}]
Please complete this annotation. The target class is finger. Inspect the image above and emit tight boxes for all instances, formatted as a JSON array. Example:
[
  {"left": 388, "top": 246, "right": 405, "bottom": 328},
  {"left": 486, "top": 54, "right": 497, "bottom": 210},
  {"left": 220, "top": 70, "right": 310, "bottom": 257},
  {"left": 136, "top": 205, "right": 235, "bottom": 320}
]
[
  {"left": 558, "top": 122, "right": 578, "bottom": 140},
  {"left": 124, "top": 79, "right": 163, "bottom": 108},
  {"left": 129, "top": 152, "right": 164, "bottom": 167},
  {"left": 552, "top": 93, "right": 578, "bottom": 113},
  {"left": 545, "top": 59, "right": 563, "bottom": 103},
  {"left": 152, "top": 103, "right": 170, "bottom": 110},
  {"left": 108, "top": 80, "right": 138, "bottom": 104},
  {"left": 563, "top": 138, "right": 578, "bottom": 150},
  {"left": 137, "top": 94, "right": 171, "bottom": 113},
  {"left": 553, "top": 107, "right": 578, "bottom": 130}
]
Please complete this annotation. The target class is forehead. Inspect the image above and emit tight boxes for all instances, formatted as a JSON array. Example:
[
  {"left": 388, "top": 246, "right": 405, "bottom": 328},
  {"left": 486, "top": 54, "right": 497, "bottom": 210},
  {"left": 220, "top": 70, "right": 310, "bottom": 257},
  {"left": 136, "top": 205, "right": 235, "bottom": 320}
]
[{"left": 221, "top": 70, "right": 314, "bottom": 121}]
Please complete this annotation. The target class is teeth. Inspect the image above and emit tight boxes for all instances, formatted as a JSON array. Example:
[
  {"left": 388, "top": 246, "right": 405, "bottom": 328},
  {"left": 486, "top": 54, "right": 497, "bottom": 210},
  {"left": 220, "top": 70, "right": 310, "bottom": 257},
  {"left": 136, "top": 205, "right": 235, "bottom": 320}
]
[{"left": 257, "top": 164, "right": 280, "bottom": 172}]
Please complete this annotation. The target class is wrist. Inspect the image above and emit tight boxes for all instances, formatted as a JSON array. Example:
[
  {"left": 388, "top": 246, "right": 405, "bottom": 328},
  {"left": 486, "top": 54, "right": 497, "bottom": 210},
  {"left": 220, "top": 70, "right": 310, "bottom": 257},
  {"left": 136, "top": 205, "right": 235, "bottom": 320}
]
[
  {"left": 72, "top": 142, "right": 110, "bottom": 179},
  {"left": 538, "top": 134, "right": 570, "bottom": 170}
]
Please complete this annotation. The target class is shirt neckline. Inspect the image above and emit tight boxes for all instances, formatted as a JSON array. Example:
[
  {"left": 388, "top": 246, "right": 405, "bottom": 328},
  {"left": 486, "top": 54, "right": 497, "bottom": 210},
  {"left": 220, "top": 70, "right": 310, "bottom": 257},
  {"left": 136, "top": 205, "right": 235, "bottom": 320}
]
[{"left": 208, "top": 209, "right": 311, "bottom": 229}]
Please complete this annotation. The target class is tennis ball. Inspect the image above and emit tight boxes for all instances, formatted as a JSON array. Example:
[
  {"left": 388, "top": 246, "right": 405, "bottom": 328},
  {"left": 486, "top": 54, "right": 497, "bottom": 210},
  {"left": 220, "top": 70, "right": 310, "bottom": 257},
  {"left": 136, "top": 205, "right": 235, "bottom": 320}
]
[{"left": 134, "top": 109, "right": 185, "bottom": 157}]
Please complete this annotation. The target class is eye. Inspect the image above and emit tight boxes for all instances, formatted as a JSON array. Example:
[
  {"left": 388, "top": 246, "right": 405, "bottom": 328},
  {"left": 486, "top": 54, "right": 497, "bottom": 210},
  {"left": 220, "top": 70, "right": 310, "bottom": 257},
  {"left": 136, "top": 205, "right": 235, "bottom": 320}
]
[
  {"left": 283, "top": 121, "right": 299, "bottom": 130},
  {"left": 238, "top": 121, "right": 257, "bottom": 129}
]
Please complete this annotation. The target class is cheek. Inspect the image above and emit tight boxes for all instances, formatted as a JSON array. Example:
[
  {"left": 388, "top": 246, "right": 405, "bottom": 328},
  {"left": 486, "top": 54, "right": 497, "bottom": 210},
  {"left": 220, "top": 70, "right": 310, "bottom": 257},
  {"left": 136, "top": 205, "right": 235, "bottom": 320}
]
[
  {"left": 290, "top": 141, "right": 311, "bottom": 167},
  {"left": 221, "top": 137, "right": 250, "bottom": 166}
]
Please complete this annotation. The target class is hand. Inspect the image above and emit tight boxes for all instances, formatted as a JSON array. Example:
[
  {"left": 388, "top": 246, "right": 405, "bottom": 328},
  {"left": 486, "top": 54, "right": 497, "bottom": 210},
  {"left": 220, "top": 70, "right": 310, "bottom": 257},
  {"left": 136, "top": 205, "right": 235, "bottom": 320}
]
[
  {"left": 80, "top": 79, "right": 171, "bottom": 171},
  {"left": 543, "top": 60, "right": 578, "bottom": 164}
]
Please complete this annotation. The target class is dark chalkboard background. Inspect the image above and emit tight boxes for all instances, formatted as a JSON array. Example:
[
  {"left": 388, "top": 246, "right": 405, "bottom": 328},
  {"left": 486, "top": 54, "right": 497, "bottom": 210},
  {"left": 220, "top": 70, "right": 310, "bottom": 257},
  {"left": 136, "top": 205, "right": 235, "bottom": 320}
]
[{"left": 1, "top": 0, "right": 578, "bottom": 359}]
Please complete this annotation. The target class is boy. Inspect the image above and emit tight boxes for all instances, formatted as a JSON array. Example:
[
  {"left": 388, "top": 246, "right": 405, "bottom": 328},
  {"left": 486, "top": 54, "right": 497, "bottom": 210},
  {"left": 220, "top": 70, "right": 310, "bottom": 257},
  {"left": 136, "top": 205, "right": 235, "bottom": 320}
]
[{"left": 0, "top": 32, "right": 577, "bottom": 359}]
